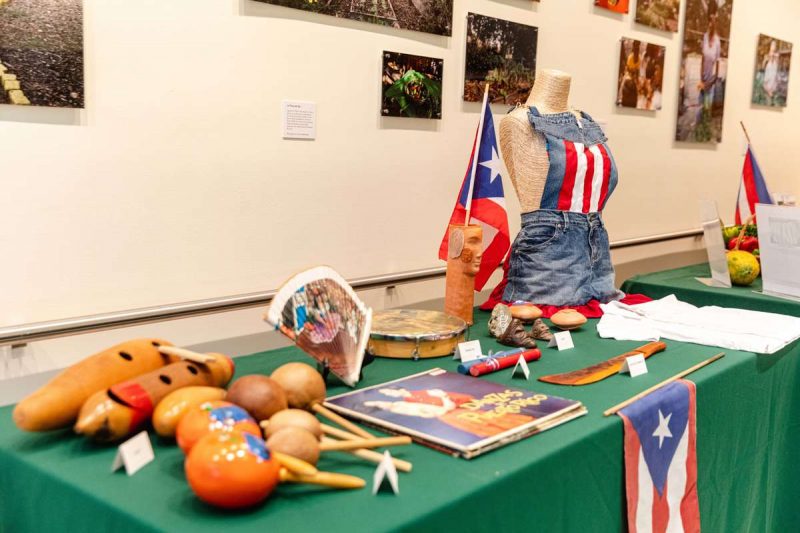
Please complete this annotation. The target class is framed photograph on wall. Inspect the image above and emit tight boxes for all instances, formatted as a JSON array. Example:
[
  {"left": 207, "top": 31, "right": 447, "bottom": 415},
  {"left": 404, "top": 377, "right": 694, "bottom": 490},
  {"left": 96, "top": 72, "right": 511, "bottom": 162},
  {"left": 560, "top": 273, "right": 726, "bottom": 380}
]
[
  {"left": 752, "top": 34, "right": 792, "bottom": 108},
  {"left": 0, "top": 0, "right": 84, "bottom": 107},
  {"left": 254, "top": 0, "right": 454, "bottom": 37},
  {"left": 675, "top": 0, "right": 735, "bottom": 143},
  {"left": 635, "top": 0, "right": 680, "bottom": 32},
  {"left": 381, "top": 51, "right": 443, "bottom": 119},
  {"left": 595, "top": 0, "right": 629, "bottom": 14},
  {"left": 464, "top": 13, "right": 538, "bottom": 105},
  {"left": 616, "top": 38, "right": 666, "bottom": 111}
]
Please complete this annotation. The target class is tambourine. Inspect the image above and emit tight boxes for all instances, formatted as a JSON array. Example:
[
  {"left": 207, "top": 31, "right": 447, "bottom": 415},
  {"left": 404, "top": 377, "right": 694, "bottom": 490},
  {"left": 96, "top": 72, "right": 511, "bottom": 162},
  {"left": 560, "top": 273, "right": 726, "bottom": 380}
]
[{"left": 367, "top": 309, "right": 467, "bottom": 360}]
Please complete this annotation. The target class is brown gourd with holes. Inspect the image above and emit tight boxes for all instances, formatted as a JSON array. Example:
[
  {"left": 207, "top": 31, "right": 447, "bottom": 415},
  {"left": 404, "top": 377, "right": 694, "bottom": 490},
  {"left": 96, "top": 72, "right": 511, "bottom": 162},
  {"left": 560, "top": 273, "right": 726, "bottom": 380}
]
[
  {"left": 74, "top": 354, "right": 235, "bottom": 442},
  {"left": 13, "top": 339, "right": 177, "bottom": 432}
]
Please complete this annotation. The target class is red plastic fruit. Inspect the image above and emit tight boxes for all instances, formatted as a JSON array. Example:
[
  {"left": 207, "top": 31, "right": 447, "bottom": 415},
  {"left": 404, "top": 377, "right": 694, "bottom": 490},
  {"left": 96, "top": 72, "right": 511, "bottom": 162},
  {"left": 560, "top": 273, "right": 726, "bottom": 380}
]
[
  {"left": 185, "top": 430, "right": 281, "bottom": 509},
  {"left": 176, "top": 400, "right": 261, "bottom": 454}
]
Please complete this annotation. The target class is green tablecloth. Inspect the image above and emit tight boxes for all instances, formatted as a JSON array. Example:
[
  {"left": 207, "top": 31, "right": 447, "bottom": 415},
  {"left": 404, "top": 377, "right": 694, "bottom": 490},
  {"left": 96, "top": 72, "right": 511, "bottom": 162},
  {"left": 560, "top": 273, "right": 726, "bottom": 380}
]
[
  {"left": 622, "top": 263, "right": 800, "bottom": 316},
  {"left": 2, "top": 314, "right": 799, "bottom": 532}
]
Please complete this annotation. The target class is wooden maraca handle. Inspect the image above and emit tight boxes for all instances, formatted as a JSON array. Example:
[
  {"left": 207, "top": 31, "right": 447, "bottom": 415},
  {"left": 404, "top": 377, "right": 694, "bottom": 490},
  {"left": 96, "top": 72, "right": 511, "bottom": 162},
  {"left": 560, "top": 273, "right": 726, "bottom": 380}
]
[
  {"left": 319, "top": 436, "right": 411, "bottom": 451},
  {"left": 272, "top": 452, "right": 318, "bottom": 476},
  {"left": 321, "top": 436, "right": 412, "bottom": 473},
  {"left": 279, "top": 468, "right": 365, "bottom": 489},
  {"left": 312, "top": 404, "right": 373, "bottom": 439}
]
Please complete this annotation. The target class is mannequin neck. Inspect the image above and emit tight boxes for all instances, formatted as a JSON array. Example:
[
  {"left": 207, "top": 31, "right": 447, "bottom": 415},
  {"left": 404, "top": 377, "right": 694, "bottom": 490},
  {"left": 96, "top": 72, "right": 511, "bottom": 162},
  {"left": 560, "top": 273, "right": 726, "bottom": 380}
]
[{"left": 526, "top": 69, "right": 571, "bottom": 114}]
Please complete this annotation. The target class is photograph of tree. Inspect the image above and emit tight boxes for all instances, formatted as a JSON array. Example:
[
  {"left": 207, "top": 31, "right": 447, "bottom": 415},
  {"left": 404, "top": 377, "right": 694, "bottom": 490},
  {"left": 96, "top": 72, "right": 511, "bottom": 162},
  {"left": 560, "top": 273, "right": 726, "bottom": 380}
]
[
  {"left": 752, "top": 34, "right": 792, "bottom": 107},
  {"left": 464, "top": 13, "right": 538, "bottom": 105},
  {"left": 381, "top": 51, "right": 443, "bottom": 119},
  {"left": 595, "top": 0, "right": 629, "bottom": 14},
  {"left": 255, "top": 0, "right": 453, "bottom": 36},
  {"left": 676, "top": 0, "right": 734, "bottom": 143},
  {"left": 636, "top": 0, "right": 680, "bottom": 32},
  {"left": 0, "top": 0, "right": 83, "bottom": 108},
  {"left": 617, "top": 38, "right": 665, "bottom": 111}
]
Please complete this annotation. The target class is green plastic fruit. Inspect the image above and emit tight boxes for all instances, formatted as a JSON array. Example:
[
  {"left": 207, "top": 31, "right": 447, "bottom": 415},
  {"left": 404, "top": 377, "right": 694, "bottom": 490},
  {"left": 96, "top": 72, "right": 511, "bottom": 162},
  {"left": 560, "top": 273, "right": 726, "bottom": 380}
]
[
  {"left": 722, "top": 225, "right": 742, "bottom": 246},
  {"left": 727, "top": 250, "right": 760, "bottom": 286}
]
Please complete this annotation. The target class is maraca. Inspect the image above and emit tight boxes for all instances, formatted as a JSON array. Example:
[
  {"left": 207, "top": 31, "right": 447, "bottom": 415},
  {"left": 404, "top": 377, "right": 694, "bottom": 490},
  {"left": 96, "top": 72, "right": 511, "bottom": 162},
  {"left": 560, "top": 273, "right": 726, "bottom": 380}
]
[
  {"left": 176, "top": 400, "right": 261, "bottom": 454},
  {"left": 270, "top": 362, "right": 372, "bottom": 439},
  {"left": 186, "top": 430, "right": 365, "bottom": 510}
]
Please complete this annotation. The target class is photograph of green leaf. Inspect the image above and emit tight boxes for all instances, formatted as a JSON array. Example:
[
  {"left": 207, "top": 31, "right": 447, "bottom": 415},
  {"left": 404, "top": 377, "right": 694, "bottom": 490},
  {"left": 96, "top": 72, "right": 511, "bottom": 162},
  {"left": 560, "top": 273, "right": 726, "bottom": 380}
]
[
  {"left": 464, "top": 12, "right": 538, "bottom": 105},
  {"left": 381, "top": 51, "right": 443, "bottom": 119}
]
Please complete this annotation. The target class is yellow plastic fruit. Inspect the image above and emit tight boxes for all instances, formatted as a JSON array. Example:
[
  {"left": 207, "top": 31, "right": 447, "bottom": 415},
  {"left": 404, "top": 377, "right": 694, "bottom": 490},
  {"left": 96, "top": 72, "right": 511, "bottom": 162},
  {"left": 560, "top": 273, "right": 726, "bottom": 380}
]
[{"left": 727, "top": 250, "right": 760, "bottom": 286}]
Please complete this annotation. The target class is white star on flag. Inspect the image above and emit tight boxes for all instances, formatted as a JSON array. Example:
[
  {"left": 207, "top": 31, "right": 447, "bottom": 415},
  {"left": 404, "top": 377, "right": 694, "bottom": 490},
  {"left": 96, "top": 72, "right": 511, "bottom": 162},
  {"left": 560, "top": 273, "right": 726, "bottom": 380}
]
[
  {"left": 652, "top": 409, "right": 673, "bottom": 449},
  {"left": 479, "top": 147, "right": 503, "bottom": 183}
]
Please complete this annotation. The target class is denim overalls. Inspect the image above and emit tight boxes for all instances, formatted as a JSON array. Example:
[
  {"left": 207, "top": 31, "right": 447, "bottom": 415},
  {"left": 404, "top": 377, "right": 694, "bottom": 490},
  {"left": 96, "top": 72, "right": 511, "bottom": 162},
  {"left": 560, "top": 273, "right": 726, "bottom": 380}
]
[{"left": 503, "top": 107, "right": 624, "bottom": 306}]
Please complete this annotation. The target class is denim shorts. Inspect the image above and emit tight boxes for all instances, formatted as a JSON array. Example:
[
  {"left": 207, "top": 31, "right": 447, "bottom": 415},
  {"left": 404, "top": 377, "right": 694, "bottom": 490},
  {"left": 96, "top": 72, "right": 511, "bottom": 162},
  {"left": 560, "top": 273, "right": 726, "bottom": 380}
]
[{"left": 503, "top": 210, "right": 624, "bottom": 306}]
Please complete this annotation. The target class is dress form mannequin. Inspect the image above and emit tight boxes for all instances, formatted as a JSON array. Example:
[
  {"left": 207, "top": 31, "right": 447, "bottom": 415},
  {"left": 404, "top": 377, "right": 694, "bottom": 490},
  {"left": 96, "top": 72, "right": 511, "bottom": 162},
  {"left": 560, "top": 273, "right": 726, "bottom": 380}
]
[{"left": 500, "top": 69, "right": 575, "bottom": 212}]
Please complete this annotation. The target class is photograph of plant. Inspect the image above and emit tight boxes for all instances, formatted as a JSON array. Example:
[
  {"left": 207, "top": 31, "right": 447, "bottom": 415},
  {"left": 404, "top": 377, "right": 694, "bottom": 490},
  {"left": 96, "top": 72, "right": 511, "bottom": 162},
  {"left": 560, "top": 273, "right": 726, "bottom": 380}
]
[
  {"left": 616, "top": 38, "right": 666, "bottom": 110},
  {"left": 0, "top": 0, "right": 84, "bottom": 108},
  {"left": 464, "top": 13, "right": 538, "bottom": 105},
  {"left": 636, "top": 0, "right": 680, "bottom": 32},
  {"left": 381, "top": 51, "right": 443, "bottom": 119},
  {"left": 676, "top": 0, "right": 734, "bottom": 143},
  {"left": 752, "top": 34, "right": 792, "bottom": 107},
  {"left": 255, "top": 0, "right": 453, "bottom": 36},
  {"left": 595, "top": 0, "right": 629, "bottom": 14}
]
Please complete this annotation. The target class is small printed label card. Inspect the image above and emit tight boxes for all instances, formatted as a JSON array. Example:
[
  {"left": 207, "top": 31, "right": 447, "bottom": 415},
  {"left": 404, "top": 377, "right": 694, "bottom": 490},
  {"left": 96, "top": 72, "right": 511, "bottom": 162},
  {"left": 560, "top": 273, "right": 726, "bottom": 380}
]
[
  {"left": 547, "top": 331, "right": 575, "bottom": 351},
  {"left": 512, "top": 355, "right": 530, "bottom": 380},
  {"left": 372, "top": 451, "right": 399, "bottom": 495},
  {"left": 111, "top": 431, "right": 155, "bottom": 476},
  {"left": 619, "top": 354, "right": 648, "bottom": 378},
  {"left": 454, "top": 340, "right": 483, "bottom": 362}
]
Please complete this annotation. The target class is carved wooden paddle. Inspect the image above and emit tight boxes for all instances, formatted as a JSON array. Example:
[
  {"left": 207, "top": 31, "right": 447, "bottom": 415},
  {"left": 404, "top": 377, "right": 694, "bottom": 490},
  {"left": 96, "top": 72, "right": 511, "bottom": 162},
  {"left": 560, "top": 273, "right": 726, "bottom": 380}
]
[{"left": 538, "top": 342, "right": 667, "bottom": 385}]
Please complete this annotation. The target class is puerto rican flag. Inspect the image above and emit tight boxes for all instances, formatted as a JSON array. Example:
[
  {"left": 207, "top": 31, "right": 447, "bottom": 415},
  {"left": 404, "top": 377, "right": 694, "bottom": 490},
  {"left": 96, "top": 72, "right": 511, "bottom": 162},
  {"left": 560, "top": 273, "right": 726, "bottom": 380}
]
[
  {"left": 735, "top": 145, "right": 773, "bottom": 224},
  {"left": 556, "top": 141, "right": 613, "bottom": 213},
  {"left": 438, "top": 95, "right": 510, "bottom": 291},
  {"left": 618, "top": 380, "right": 700, "bottom": 533}
]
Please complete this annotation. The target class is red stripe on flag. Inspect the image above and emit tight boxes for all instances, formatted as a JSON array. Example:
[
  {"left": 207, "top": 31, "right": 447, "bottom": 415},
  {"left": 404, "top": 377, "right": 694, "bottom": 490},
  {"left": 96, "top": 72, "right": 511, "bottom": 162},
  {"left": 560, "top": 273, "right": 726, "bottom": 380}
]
[
  {"left": 742, "top": 149, "right": 759, "bottom": 219},
  {"left": 679, "top": 380, "right": 701, "bottom": 532},
  {"left": 620, "top": 413, "right": 641, "bottom": 533},
  {"left": 558, "top": 141, "right": 578, "bottom": 210},
  {"left": 652, "top": 482, "right": 670, "bottom": 533},
  {"left": 582, "top": 146, "right": 595, "bottom": 213},
  {"left": 597, "top": 144, "right": 612, "bottom": 211}
]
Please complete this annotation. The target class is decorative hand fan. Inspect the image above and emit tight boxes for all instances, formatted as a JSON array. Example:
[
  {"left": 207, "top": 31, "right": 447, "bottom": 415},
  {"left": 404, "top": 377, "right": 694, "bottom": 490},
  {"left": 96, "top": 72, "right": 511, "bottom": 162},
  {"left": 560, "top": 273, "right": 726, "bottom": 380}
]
[{"left": 264, "top": 266, "right": 372, "bottom": 387}]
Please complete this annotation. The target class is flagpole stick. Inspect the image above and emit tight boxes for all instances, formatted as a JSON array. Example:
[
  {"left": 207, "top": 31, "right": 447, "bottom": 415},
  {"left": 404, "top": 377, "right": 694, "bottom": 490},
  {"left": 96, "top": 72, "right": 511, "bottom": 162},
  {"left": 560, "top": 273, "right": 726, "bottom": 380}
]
[
  {"left": 603, "top": 353, "right": 725, "bottom": 417},
  {"left": 464, "top": 83, "right": 491, "bottom": 226},
  {"left": 740, "top": 121, "right": 752, "bottom": 145}
]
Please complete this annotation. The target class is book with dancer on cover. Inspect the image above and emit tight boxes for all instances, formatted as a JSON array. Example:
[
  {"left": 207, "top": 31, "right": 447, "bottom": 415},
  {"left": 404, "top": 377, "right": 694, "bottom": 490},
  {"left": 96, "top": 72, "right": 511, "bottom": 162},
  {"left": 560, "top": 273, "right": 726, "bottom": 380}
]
[{"left": 324, "top": 368, "right": 586, "bottom": 459}]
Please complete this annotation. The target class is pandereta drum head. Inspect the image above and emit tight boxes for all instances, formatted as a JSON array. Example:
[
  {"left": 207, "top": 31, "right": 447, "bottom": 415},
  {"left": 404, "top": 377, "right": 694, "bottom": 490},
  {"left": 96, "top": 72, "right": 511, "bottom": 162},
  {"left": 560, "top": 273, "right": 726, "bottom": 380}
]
[{"left": 367, "top": 309, "right": 467, "bottom": 359}]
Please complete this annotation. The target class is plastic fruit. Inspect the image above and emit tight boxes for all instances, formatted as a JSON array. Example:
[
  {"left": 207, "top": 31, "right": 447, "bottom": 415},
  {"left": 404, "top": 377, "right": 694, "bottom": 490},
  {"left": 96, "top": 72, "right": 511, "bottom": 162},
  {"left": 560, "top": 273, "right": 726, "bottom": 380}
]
[
  {"left": 727, "top": 250, "right": 760, "bottom": 286},
  {"left": 185, "top": 430, "right": 281, "bottom": 509},
  {"left": 176, "top": 400, "right": 261, "bottom": 454}
]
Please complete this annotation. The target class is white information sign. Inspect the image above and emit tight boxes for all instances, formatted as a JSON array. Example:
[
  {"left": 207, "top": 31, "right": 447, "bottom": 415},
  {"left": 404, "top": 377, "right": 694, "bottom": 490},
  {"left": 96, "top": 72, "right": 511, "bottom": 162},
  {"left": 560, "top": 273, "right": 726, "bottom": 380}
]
[
  {"left": 111, "top": 431, "right": 155, "bottom": 476},
  {"left": 454, "top": 340, "right": 483, "bottom": 362},
  {"left": 548, "top": 331, "right": 575, "bottom": 351},
  {"left": 282, "top": 100, "right": 316, "bottom": 139},
  {"left": 372, "top": 451, "right": 399, "bottom": 495},
  {"left": 619, "top": 354, "right": 649, "bottom": 378},
  {"left": 756, "top": 204, "right": 800, "bottom": 299}
]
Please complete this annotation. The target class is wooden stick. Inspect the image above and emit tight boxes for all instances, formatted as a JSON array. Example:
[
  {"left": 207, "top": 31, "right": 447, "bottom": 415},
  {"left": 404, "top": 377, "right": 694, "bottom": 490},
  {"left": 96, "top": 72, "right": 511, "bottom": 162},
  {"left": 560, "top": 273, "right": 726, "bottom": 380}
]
[
  {"left": 272, "top": 452, "right": 318, "bottom": 476},
  {"left": 311, "top": 404, "right": 373, "bottom": 439},
  {"left": 740, "top": 121, "right": 752, "bottom": 145},
  {"left": 279, "top": 468, "right": 365, "bottom": 489},
  {"left": 320, "top": 436, "right": 413, "bottom": 473},
  {"left": 603, "top": 353, "right": 725, "bottom": 417},
  {"left": 319, "top": 436, "right": 411, "bottom": 452},
  {"left": 157, "top": 346, "right": 216, "bottom": 364}
]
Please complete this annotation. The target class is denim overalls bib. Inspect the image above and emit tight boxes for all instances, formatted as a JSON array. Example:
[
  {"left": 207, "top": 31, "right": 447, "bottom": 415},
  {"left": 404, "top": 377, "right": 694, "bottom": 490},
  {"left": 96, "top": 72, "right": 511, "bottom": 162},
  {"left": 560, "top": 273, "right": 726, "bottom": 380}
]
[{"left": 503, "top": 107, "right": 624, "bottom": 306}]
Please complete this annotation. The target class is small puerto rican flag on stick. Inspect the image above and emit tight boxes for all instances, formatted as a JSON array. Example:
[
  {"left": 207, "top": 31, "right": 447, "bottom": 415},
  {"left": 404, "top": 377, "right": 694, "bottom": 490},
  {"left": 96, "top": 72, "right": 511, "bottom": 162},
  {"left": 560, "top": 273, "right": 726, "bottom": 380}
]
[
  {"left": 735, "top": 122, "right": 773, "bottom": 224},
  {"left": 438, "top": 84, "right": 510, "bottom": 291},
  {"left": 618, "top": 380, "right": 701, "bottom": 533}
]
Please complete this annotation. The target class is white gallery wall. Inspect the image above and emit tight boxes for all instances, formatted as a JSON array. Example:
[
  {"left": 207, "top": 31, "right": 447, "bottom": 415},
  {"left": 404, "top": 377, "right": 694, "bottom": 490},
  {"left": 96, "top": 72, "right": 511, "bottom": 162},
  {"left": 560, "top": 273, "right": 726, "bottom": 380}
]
[{"left": 1, "top": 0, "right": 799, "bottom": 374}]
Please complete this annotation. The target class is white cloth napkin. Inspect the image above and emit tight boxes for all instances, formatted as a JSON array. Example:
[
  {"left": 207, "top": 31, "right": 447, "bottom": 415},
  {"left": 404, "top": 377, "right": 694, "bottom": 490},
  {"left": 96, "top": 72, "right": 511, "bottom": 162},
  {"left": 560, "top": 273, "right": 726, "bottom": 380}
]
[{"left": 597, "top": 295, "right": 800, "bottom": 354}]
